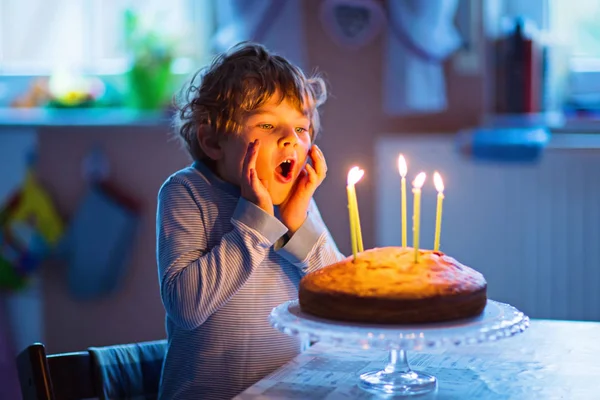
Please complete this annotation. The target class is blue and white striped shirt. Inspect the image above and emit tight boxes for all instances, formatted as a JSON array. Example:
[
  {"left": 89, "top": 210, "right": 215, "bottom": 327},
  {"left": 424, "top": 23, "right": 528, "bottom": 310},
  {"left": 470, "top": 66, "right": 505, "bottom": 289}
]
[{"left": 156, "top": 161, "right": 344, "bottom": 399}]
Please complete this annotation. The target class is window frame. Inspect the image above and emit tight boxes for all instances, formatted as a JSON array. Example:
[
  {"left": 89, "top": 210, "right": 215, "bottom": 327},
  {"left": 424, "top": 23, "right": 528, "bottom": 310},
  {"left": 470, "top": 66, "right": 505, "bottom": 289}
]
[{"left": 0, "top": 0, "right": 216, "bottom": 77}]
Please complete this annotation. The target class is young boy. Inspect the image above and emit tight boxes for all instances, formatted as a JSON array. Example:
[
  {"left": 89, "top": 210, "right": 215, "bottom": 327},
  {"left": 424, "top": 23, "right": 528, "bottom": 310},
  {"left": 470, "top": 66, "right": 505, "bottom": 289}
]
[{"left": 156, "top": 42, "right": 345, "bottom": 399}]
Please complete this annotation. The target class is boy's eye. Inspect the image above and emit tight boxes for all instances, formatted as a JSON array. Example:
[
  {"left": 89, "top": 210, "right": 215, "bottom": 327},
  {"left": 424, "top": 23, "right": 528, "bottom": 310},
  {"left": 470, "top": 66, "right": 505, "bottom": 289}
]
[
  {"left": 295, "top": 127, "right": 309, "bottom": 134},
  {"left": 259, "top": 123, "right": 274, "bottom": 130}
]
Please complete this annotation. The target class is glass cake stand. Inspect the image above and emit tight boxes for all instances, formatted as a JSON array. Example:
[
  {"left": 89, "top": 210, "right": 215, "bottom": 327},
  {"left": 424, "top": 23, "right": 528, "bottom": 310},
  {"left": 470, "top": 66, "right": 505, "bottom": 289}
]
[{"left": 269, "top": 299, "right": 529, "bottom": 396}]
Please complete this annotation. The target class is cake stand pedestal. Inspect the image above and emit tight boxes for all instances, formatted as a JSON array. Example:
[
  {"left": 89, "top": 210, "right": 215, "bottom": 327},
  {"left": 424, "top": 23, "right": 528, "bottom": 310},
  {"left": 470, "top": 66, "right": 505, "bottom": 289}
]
[{"left": 269, "top": 299, "right": 529, "bottom": 397}]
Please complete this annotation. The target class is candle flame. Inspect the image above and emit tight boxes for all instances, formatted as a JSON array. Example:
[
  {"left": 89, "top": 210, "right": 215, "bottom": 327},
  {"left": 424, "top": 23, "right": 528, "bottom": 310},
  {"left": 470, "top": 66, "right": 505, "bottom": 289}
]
[
  {"left": 347, "top": 166, "right": 364, "bottom": 186},
  {"left": 412, "top": 172, "right": 426, "bottom": 189},
  {"left": 434, "top": 171, "right": 444, "bottom": 193},
  {"left": 398, "top": 154, "right": 407, "bottom": 178}
]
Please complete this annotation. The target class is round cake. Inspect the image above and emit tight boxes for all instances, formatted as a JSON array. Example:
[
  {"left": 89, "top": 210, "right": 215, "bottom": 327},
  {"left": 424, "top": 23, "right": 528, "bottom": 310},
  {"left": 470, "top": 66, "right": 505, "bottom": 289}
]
[{"left": 299, "top": 247, "right": 487, "bottom": 324}]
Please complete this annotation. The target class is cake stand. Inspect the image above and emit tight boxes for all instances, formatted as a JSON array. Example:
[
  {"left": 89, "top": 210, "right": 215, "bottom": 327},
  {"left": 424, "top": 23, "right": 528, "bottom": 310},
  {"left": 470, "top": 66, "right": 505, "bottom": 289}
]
[{"left": 269, "top": 299, "right": 529, "bottom": 396}]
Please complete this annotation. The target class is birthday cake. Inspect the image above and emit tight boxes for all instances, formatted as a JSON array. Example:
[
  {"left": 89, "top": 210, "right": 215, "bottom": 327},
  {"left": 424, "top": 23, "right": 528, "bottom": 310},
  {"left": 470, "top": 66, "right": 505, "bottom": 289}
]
[{"left": 299, "top": 247, "right": 487, "bottom": 324}]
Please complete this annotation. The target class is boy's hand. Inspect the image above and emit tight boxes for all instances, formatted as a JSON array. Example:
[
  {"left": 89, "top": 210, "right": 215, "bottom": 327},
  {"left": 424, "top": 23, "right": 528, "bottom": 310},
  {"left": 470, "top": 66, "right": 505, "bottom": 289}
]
[
  {"left": 241, "top": 140, "right": 274, "bottom": 216},
  {"left": 279, "top": 145, "right": 327, "bottom": 234}
]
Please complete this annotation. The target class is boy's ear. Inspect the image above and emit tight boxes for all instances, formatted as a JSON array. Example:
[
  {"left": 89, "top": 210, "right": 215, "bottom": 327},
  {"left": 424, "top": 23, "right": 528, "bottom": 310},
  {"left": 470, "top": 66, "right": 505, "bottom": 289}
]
[{"left": 197, "top": 125, "right": 223, "bottom": 160}]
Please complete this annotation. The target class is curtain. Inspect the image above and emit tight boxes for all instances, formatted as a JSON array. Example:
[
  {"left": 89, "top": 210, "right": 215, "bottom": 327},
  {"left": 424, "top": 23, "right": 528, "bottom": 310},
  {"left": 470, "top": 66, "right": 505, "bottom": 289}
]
[{"left": 383, "top": 0, "right": 461, "bottom": 115}]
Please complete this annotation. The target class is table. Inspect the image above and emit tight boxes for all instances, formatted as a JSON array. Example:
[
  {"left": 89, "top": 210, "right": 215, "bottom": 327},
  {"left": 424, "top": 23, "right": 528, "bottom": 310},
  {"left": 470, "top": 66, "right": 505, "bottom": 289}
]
[{"left": 235, "top": 320, "right": 600, "bottom": 399}]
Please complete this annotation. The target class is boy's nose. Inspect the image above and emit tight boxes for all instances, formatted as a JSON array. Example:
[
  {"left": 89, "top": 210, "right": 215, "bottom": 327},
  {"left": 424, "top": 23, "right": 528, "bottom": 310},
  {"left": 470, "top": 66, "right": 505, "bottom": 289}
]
[{"left": 279, "top": 130, "right": 299, "bottom": 147}]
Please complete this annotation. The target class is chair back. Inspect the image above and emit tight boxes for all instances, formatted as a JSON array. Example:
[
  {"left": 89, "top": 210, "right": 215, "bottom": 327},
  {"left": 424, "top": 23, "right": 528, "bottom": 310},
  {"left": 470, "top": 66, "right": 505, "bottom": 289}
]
[{"left": 16, "top": 340, "right": 167, "bottom": 400}]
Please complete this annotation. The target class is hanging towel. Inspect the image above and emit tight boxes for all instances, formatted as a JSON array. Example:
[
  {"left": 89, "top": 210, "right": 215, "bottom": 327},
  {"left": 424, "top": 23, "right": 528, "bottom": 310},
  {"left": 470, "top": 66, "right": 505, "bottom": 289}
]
[
  {"left": 88, "top": 340, "right": 167, "bottom": 400},
  {"left": 384, "top": 0, "right": 461, "bottom": 116},
  {"left": 0, "top": 169, "right": 64, "bottom": 290},
  {"left": 64, "top": 181, "right": 140, "bottom": 300}
]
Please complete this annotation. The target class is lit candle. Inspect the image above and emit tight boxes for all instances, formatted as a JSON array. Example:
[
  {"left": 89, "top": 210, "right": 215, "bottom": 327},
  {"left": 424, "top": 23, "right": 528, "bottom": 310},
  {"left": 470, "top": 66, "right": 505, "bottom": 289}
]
[
  {"left": 353, "top": 186, "right": 364, "bottom": 253},
  {"left": 347, "top": 166, "right": 365, "bottom": 259},
  {"left": 398, "top": 155, "right": 408, "bottom": 248},
  {"left": 412, "top": 172, "right": 426, "bottom": 263},
  {"left": 433, "top": 171, "right": 445, "bottom": 252}
]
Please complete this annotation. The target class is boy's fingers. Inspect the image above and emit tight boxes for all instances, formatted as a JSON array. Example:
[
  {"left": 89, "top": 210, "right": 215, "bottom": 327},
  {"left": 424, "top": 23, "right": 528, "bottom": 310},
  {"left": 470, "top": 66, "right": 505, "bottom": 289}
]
[
  {"left": 242, "top": 140, "right": 261, "bottom": 191},
  {"left": 299, "top": 169, "right": 308, "bottom": 181},
  {"left": 250, "top": 168, "right": 261, "bottom": 189},
  {"left": 251, "top": 168, "right": 269, "bottom": 196},
  {"left": 310, "top": 145, "right": 327, "bottom": 178},
  {"left": 245, "top": 169, "right": 255, "bottom": 199},
  {"left": 248, "top": 139, "right": 259, "bottom": 171},
  {"left": 242, "top": 141, "right": 254, "bottom": 181},
  {"left": 305, "top": 163, "right": 318, "bottom": 185}
]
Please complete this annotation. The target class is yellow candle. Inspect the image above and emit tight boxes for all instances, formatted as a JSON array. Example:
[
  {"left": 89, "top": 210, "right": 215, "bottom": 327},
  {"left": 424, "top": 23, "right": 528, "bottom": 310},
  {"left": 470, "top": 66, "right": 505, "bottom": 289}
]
[
  {"left": 398, "top": 155, "right": 408, "bottom": 248},
  {"left": 351, "top": 188, "right": 364, "bottom": 252},
  {"left": 412, "top": 172, "right": 426, "bottom": 263},
  {"left": 347, "top": 186, "right": 358, "bottom": 258},
  {"left": 347, "top": 167, "right": 365, "bottom": 259},
  {"left": 433, "top": 171, "right": 445, "bottom": 252}
]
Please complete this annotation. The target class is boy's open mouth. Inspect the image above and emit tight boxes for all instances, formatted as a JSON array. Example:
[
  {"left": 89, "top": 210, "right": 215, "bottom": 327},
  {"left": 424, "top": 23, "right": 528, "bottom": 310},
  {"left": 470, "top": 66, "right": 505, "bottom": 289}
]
[{"left": 275, "top": 159, "right": 295, "bottom": 182}]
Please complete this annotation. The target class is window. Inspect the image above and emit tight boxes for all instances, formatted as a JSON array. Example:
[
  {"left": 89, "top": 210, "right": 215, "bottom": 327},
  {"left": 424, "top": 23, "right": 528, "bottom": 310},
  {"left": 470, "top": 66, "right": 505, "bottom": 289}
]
[
  {"left": 549, "top": 0, "right": 600, "bottom": 113},
  {"left": 550, "top": 0, "right": 600, "bottom": 65},
  {"left": 0, "top": 0, "right": 215, "bottom": 76},
  {"left": 485, "top": 0, "right": 600, "bottom": 115}
]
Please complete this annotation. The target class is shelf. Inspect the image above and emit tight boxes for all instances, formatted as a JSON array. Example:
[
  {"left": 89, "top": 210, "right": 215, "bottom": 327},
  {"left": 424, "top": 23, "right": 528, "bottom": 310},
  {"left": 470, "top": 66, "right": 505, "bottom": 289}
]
[{"left": 0, "top": 107, "right": 173, "bottom": 128}]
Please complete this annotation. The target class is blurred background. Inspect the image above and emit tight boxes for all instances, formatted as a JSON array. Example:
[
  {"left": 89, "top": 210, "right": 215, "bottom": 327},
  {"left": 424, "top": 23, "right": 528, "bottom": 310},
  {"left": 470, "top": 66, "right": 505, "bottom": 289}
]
[{"left": 1, "top": 0, "right": 600, "bottom": 396}]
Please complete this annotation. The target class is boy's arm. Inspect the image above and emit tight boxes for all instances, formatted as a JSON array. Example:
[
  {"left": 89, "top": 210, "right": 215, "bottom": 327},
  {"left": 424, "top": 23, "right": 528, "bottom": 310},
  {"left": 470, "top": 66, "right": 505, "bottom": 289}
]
[
  {"left": 275, "top": 198, "right": 346, "bottom": 274},
  {"left": 157, "top": 180, "right": 287, "bottom": 330}
]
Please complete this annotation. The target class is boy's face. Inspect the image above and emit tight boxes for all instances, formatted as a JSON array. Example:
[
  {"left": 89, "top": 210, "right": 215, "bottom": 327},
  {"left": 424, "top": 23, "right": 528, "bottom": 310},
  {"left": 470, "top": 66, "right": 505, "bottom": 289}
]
[{"left": 217, "top": 94, "right": 313, "bottom": 205}]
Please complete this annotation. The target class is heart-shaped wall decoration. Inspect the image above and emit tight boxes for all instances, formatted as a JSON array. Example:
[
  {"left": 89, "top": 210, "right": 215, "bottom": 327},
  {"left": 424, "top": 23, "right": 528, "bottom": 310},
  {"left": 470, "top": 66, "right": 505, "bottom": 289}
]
[{"left": 319, "top": 0, "right": 386, "bottom": 50}]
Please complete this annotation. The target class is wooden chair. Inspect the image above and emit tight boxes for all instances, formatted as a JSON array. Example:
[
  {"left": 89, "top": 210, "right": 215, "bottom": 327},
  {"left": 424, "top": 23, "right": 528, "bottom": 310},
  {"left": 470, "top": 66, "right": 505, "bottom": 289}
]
[{"left": 16, "top": 340, "right": 167, "bottom": 400}]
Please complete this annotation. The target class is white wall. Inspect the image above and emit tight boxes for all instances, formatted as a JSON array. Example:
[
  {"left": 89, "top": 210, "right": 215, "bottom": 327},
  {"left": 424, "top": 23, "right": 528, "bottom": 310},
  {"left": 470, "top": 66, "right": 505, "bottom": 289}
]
[{"left": 375, "top": 133, "right": 600, "bottom": 322}]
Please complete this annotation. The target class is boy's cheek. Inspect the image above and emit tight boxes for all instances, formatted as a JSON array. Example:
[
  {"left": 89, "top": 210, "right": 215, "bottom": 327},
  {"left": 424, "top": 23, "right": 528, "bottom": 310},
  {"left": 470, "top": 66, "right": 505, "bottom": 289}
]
[
  {"left": 301, "top": 157, "right": 309, "bottom": 170},
  {"left": 300, "top": 146, "right": 311, "bottom": 169}
]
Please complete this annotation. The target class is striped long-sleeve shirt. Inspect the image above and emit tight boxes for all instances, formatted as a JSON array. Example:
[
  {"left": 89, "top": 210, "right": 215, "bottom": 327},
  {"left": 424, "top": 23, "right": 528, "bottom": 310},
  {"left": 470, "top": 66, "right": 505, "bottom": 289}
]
[{"left": 156, "top": 161, "right": 344, "bottom": 399}]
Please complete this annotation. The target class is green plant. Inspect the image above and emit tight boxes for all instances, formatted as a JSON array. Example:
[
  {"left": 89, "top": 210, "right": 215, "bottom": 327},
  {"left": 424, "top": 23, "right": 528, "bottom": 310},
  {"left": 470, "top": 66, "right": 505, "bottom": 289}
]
[{"left": 124, "top": 9, "right": 177, "bottom": 110}]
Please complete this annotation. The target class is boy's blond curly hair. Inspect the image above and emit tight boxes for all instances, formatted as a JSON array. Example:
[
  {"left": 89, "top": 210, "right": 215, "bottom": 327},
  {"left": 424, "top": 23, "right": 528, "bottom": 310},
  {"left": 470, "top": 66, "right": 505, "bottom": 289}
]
[{"left": 173, "top": 42, "right": 327, "bottom": 161}]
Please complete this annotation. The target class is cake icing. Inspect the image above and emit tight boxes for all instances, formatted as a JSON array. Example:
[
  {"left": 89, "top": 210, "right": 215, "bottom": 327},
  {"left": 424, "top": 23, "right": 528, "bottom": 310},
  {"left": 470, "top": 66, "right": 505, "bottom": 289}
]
[{"left": 299, "top": 247, "right": 487, "bottom": 324}]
